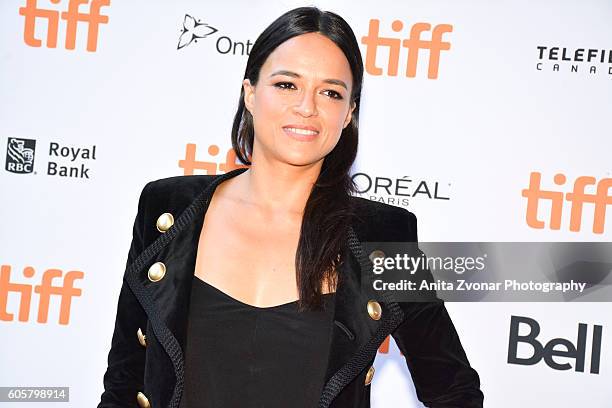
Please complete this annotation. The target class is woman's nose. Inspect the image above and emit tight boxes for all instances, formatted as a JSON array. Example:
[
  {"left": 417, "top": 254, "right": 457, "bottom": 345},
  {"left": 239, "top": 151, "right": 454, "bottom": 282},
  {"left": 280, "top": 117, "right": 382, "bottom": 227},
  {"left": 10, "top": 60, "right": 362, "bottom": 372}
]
[{"left": 293, "top": 91, "right": 318, "bottom": 117}]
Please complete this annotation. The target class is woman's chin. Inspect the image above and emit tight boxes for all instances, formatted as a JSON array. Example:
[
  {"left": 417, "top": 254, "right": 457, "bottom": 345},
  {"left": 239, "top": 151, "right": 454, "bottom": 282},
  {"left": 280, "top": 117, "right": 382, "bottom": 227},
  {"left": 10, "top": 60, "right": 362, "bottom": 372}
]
[{"left": 276, "top": 152, "right": 324, "bottom": 168}]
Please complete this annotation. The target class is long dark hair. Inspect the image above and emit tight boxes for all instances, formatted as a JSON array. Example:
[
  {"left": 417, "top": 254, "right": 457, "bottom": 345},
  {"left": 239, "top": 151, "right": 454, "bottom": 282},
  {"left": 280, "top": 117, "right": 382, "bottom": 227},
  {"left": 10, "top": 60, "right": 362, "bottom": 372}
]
[{"left": 230, "top": 6, "right": 363, "bottom": 311}]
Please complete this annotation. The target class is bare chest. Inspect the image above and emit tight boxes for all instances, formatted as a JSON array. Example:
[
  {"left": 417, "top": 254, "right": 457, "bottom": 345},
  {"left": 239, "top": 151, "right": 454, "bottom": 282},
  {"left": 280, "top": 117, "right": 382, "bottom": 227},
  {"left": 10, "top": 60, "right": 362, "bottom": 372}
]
[{"left": 193, "top": 200, "right": 304, "bottom": 307}]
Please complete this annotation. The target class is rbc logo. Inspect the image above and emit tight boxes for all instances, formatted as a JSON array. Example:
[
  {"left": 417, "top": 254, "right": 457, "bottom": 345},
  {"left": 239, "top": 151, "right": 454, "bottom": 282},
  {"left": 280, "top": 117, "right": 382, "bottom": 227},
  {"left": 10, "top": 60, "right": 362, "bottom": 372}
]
[
  {"left": 507, "top": 315, "right": 603, "bottom": 374},
  {"left": 5, "top": 138, "right": 36, "bottom": 174}
]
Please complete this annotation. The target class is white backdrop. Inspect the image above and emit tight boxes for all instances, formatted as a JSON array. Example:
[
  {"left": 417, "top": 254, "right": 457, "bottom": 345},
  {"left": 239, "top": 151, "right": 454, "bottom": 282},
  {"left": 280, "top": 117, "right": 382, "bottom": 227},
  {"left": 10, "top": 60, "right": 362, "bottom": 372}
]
[{"left": 1, "top": 0, "right": 611, "bottom": 407}]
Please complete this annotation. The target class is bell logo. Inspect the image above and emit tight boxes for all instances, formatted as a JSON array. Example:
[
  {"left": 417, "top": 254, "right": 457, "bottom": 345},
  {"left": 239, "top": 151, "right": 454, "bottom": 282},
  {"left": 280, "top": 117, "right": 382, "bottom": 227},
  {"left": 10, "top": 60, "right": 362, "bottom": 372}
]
[
  {"left": 507, "top": 315, "right": 602, "bottom": 374},
  {"left": 522, "top": 172, "right": 612, "bottom": 234},
  {"left": 0, "top": 265, "right": 84, "bottom": 325},
  {"left": 178, "top": 143, "right": 249, "bottom": 175},
  {"left": 18, "top": 0, "right": 110, "bottom": 52},
  {"left": 361, "top": 19, "right": 453, "bottom": 79}
]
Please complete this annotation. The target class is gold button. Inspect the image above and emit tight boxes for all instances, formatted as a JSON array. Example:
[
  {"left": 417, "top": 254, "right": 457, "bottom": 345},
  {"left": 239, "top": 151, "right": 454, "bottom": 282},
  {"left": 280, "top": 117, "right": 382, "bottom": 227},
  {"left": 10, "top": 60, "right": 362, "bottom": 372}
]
[
  {"left": 136, "top": 391, "right": 150, "bottom": 408},
  {"left": 148, "top": 262, "right": 166, "bottom": 282},
  {"left": 367, "top": 300, "right": 382, "bottom": 320},
  {"left": 365, "top": 365, "right": 375, "bottom": 385},
  {"left": 156, "top": 212, "right": 174, "bottom": 233},
  {"left": 369, "top": 249, "right": 386, "bottom": 264},
  {"left": 137, "top": 327, "right": 147, "bottom": 347}
]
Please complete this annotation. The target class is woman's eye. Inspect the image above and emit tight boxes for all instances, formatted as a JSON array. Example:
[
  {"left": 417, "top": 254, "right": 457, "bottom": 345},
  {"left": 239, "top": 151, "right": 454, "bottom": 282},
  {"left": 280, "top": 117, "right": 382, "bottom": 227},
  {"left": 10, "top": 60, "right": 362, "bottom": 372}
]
[
  {"left": 274, "top": 82, "right": 343, "bottom": 100},
  {"left": 324, "top": 90, "right": 343, "bottom": 100},
  {"left": 274, "top": 82, "right": 296, "bottom": 90}
]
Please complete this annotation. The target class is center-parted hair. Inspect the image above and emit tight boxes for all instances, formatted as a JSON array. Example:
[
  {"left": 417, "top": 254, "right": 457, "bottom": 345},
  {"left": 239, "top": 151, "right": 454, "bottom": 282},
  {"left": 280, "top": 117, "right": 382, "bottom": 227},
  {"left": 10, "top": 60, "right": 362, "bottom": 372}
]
[{"left": 230, "top": 6, "right": 364, "bottom": 311}]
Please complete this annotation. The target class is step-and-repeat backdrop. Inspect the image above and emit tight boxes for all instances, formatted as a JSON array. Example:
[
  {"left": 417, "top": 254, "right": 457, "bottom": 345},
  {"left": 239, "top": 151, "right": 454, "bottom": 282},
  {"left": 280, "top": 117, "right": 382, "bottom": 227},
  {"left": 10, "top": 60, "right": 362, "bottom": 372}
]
[{"left": 1, "top": 0, "right": 610, "bottom": 407}]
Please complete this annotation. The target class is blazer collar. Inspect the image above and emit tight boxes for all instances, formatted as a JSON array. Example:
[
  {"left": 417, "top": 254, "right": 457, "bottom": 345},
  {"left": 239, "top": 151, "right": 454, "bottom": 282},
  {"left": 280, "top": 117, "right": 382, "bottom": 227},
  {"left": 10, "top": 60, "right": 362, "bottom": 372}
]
[{"left": 124, "top": 167, "right": 405, "bottom": 408}]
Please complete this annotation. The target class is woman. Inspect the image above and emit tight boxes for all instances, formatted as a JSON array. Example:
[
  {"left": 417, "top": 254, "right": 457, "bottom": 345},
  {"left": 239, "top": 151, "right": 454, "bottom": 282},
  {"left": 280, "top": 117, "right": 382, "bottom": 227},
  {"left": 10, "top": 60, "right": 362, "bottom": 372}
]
[{"left": 98, "top": 6, "right": 484, "bottom": 408}]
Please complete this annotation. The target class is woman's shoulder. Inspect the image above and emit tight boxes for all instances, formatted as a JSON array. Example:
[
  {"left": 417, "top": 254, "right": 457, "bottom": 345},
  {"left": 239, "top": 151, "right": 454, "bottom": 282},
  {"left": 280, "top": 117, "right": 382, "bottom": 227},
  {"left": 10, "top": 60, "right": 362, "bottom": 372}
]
[
  {"left": 140, "top": 174, "right": 215, "bottom": 198},
  {"left": 136, "top": 174, "right": 224, "bottom": 212},
  {"left": 349, "top": 195, "right": 418, "bottom": 242},
  {"left": 134, "top": 174, "right": 216, "bottom": 223},
  {"left": 349, "top": 194, "right": 417, "bottom": 223},
  {"left": 127, "top": 174, "right": 218, "bottom": 250}
]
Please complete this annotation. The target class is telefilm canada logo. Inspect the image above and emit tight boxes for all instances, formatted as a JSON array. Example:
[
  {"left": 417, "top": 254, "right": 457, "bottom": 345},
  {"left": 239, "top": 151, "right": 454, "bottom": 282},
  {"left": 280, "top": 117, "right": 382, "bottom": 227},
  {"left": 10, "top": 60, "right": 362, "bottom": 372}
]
[
  {"left": 351, "top": 172, "right": 451, "bottom": 207},
  {"left": 176, "top": 14, "right": 254, "bottom": 55},
  {"left": 535, "top": 46, "right": 612, "bottom": 76},
  {"left": 4, "top": 137, "right": 98, "bottom": 179}
]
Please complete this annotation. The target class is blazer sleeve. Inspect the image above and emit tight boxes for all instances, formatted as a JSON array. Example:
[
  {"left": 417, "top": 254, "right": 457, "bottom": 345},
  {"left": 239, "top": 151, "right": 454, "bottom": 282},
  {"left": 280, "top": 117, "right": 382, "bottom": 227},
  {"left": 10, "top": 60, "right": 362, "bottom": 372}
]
[
  {"left": 98, "top": 182, "right": 152, "bottom": 408},
  {"left": 391, "top": 210, "right": 484, "bottom": 408}
]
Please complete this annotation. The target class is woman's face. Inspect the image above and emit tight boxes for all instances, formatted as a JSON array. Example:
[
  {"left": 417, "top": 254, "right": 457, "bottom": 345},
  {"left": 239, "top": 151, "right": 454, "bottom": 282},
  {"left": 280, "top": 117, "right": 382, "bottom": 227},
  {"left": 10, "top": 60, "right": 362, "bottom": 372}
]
[{"left": 243, "top": 32, "right": 356, "bottom": 168}]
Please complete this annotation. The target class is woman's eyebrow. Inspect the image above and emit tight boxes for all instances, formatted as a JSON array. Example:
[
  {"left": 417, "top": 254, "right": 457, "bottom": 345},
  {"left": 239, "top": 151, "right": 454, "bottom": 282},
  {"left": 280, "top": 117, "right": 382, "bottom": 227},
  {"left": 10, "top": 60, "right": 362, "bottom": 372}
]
[{"left": 269, "top": 70, "right": 348, "bottom": 90}]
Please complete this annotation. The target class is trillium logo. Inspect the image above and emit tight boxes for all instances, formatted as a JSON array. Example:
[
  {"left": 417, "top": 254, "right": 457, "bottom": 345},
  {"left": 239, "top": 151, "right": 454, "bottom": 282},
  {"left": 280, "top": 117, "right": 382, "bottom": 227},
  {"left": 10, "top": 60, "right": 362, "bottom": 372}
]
[{"left": 177, "top": 14, "right": 217, "bottom": 50}]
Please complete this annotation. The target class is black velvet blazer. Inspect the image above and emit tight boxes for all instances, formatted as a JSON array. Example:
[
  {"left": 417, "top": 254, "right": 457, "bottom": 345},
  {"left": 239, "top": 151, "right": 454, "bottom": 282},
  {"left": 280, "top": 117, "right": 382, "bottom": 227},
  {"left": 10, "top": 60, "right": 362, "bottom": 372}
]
[{"left": 98, "top": 167, "right": 484, "bottom": 408}]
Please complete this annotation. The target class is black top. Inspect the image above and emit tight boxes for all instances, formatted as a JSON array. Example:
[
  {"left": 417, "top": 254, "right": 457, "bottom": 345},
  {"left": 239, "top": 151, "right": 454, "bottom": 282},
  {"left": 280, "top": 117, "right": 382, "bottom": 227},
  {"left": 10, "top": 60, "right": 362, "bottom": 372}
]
[{"left": 179, "top": 275, "right": 336, "bottom": 408}]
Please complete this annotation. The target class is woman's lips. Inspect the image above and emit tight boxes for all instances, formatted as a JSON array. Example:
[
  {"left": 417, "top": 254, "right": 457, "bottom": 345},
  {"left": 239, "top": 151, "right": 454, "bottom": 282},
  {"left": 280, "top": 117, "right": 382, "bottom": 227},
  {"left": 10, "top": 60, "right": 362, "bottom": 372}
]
[{"left": 282, "top": 126, "right": 320, "bottom": 141}]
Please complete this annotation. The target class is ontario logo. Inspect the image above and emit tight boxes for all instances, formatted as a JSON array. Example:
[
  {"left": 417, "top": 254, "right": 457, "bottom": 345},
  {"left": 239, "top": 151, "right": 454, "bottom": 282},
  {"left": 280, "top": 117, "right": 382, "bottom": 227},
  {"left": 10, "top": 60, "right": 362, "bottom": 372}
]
[
  {"left": 176, "top": 14, "right": 253, "bottom": 55},
  {"left": 177, "top": 14, "right": 217, "bottom": 49},
  {"left": 5, "top": 137, "right": 36, "bottom": 174}
]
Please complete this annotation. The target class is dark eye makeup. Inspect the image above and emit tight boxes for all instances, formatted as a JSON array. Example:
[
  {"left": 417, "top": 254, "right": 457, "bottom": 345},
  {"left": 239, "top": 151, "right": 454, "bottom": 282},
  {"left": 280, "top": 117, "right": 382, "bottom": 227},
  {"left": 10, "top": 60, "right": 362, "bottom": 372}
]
[{"left": 273, "top": 81, "right": 344, "bottom": 100}]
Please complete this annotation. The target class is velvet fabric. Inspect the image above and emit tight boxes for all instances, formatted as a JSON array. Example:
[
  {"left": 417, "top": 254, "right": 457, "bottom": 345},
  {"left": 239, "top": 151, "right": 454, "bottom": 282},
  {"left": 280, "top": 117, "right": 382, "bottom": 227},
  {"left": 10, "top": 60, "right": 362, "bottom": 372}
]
[{"left": 98, "top": 167, "right": 484, "bottom": 408}]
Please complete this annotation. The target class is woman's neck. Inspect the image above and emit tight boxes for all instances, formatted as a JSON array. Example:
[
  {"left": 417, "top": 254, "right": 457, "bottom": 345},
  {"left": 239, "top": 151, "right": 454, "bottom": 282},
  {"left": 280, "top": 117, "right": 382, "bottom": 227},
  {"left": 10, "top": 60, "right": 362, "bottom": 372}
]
[{"left": 241, "top": 160, "right": 321, "bottom": 216}]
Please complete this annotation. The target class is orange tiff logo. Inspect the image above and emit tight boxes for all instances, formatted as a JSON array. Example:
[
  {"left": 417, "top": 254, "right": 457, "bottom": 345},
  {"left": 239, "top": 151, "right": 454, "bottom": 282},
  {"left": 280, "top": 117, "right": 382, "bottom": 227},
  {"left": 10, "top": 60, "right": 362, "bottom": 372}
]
[
  {"left": 19, "top": 0, "right": 110, "bottom": 52},
  {"left": 178, "top": 144, "right": 249, "bottom": 176},
  {"left": 0, "top": 265, "right": 84, "bottom": 325},
  {"left": 361, "top": 19, "right": 453, "bottom": 79},
  {"left": 522, "top": 172, "right": 612, "bottom": 234}
]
